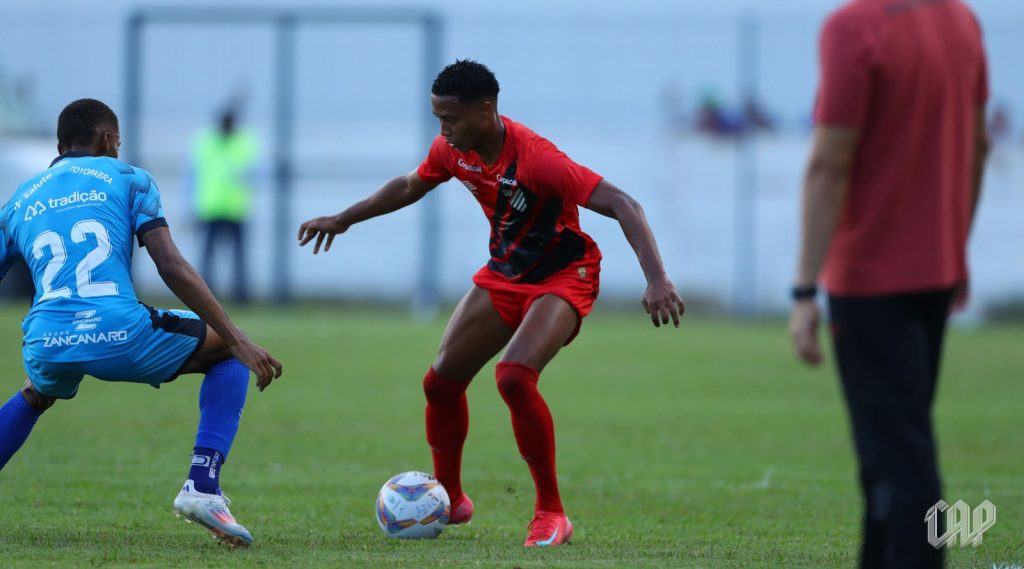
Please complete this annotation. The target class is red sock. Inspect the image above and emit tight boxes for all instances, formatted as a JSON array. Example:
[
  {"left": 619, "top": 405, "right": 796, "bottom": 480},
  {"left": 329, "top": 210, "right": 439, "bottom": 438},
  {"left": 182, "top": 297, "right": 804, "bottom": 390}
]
[
  {"left": 423, "top": 368, "right": 470, "bottom": 504},
  {"left": 495, "top": 362, "right": 563, "bottom": 514}
]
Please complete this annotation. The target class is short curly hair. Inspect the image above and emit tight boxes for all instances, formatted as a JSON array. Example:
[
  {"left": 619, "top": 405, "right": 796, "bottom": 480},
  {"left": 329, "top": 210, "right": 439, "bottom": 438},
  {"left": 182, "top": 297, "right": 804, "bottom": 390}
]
[
  {"left": 58, "top": 98, "right": 118, "bottom": 150},
  {"left": 431, "top": 60, "right": 500, "bottom": 103}
]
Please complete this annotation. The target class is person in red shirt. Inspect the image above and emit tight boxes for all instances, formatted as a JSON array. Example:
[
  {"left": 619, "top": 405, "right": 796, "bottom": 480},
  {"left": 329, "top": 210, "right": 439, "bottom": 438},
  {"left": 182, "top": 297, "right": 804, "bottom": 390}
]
[
  {"left": 299, "top": 60, "right": 684, "bottom": 547},
  {"left": 789, "top": 1, "right": 989, "bottom": 567}
]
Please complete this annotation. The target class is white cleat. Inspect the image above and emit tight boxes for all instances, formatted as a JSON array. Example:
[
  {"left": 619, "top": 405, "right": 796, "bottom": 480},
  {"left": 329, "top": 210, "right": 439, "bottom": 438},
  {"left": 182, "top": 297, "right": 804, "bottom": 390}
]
[{"left": 173, "top": 480, "right": 253, "bottom": 547}]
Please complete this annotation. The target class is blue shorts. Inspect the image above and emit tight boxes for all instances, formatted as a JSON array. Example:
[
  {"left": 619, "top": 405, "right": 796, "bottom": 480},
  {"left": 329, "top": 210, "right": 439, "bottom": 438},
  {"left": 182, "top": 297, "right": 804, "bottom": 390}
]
[{"left": 24, "top": 307, "right": 207, "bottom": 399}]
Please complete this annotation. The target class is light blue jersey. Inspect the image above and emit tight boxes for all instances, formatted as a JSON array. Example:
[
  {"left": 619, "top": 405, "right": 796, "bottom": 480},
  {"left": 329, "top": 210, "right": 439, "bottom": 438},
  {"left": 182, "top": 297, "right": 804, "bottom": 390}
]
[{"left": 0, "top": 152, "right": 168, "bottom": 363}]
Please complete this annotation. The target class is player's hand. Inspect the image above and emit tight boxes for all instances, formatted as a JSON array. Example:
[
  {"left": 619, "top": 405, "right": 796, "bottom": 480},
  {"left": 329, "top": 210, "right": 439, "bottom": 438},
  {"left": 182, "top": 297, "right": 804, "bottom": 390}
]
[
  {"left": 789, "top": 299, "right": 823, "bottom": 366},
  {"left": 642, "top": 276, "right": 685, "bottom": 328},
  {"left": 950, "top": 278, "right": 970, "bottom": 314},
  {"left": 298, "top": 214, "right": 350, "bottom": 254},
  {"left": 229, "top": 339, "right": 283, "bottom": 391}
]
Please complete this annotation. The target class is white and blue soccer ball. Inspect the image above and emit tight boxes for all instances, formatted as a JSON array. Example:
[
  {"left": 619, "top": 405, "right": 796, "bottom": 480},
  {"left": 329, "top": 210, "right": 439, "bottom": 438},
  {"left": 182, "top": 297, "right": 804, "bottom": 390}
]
[{"left": 375, "top": 471, "right": 451, "bottom": 539}]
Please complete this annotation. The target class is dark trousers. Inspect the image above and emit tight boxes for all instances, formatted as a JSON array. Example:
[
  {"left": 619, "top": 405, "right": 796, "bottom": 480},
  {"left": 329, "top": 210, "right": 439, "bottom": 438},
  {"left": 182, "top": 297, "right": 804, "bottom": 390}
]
[
  {"left": 829, "top": 289, "right": 953, "bottom": 569},
  {"left": 200, "top": 219, "right": 249, "bottom": 303}
]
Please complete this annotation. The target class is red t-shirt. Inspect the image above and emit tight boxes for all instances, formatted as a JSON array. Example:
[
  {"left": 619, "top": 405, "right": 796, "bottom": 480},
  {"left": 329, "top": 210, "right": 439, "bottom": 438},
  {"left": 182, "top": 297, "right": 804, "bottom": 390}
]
[
  {"left": 815, "top": 0, "right": 988, "bottom": 296},
  {"left": 417, "top": 116, "right": 603, "bottom": 283}
]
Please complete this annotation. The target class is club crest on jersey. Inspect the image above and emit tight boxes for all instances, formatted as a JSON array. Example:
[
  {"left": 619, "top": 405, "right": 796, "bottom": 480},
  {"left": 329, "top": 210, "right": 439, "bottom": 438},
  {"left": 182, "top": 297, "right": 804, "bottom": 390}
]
[{"left": 510, "top": 189, "right": 527, "bottom": 212}]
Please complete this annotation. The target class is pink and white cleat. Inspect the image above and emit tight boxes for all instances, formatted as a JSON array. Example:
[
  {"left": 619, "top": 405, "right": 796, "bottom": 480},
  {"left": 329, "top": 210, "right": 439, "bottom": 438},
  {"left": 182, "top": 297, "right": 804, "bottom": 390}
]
[{"left": 173, "top": 480, "right": 253, "bottom": 547}]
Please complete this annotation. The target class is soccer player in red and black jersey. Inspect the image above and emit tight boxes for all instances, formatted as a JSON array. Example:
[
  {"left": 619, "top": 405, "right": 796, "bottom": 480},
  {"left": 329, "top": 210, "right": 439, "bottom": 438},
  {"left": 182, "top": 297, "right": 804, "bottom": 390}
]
[{"left": 299, "top": 60, "right": 684, "bottom": 547}]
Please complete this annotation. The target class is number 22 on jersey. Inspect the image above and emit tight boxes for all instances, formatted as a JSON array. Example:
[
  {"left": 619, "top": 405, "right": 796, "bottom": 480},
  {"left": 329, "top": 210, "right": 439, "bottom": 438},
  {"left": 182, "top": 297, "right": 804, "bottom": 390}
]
[{"left": 32, "top": 219, "right": 118, "bottom": 301}]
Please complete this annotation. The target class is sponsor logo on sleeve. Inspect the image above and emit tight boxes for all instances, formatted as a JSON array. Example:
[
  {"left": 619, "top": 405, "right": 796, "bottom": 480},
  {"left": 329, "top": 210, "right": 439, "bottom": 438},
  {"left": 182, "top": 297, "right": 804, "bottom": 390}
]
[{"left": 21, "top": 173, "right": 53, "bottom": 200}]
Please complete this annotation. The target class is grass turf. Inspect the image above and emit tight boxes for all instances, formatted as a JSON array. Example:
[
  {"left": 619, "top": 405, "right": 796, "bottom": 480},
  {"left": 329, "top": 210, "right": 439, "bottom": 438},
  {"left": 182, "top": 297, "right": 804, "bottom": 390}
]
[{"left": 0, "top": 302, "right": 1021, "bottom": 568}]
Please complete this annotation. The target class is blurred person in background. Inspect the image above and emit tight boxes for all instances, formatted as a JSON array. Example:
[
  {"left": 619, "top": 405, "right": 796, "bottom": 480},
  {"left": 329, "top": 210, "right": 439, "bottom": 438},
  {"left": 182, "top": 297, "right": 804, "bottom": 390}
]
[
  {"left": 742, "top": 96, "right": 776, "bottom": 134},
  {"left": 789, "top": 1, "right": 989, "bottom": 568},
  {"left": 694, "top": 91, "right": 745, "bottom": 137},
  {"left": 189, "top": 105, "right": 257, "bottom": 304},
  {"left": 0, "top": 99, "right": 282, "bottom": 547}
]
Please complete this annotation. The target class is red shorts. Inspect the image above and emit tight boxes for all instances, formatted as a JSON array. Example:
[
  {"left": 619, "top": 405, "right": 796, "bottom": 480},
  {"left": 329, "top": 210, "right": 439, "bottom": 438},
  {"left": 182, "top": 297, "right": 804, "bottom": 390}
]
[{"left": 472, "top": 262, "right": 601, "bottom": 345}]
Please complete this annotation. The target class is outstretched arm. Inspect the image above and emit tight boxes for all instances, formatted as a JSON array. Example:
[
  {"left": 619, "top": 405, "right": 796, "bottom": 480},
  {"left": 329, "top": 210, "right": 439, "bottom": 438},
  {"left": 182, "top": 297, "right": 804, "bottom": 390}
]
[
  {"left": 298, "top": 170, "right": 438, "bottom": 254},
  {"left": 141, "top": 226, "right": 282, "bottom": 389},
  {"left": 586, "top": 180, "right": 685, "bottom": 327}
]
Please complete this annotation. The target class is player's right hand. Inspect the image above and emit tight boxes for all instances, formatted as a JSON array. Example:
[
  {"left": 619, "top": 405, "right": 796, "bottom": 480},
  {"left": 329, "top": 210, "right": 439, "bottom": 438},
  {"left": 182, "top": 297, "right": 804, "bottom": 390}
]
[
  {"left": 231, "top": 340, "right": 284, "bottom": 391},
  {"left": 298, "top": 214, "right": 350, "bottom": 254}
]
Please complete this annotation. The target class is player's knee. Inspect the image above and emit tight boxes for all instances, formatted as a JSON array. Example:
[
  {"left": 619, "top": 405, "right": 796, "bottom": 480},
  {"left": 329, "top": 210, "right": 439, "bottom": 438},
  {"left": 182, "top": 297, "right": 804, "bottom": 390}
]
[
  {"left": 19, "top": 384, "right": 56, "bottom": 413},
  {"left": 423, "top": 368, "right": 469, "bottom": 403},
  {"left": 495, "top": 363, "right": 538, "bottom": 403}
]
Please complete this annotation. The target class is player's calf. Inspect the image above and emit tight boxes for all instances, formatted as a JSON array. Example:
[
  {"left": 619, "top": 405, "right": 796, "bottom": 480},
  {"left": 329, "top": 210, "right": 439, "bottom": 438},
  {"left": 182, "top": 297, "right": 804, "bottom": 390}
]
[{"left": 0, "top": 389, "right": 46, "bottom": 471}]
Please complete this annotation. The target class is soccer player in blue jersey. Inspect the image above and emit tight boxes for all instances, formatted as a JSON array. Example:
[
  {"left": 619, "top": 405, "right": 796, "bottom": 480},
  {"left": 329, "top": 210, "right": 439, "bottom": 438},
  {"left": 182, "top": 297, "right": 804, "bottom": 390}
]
[{"left": 0, "top": 99, "right": 282, "bottom": 547}]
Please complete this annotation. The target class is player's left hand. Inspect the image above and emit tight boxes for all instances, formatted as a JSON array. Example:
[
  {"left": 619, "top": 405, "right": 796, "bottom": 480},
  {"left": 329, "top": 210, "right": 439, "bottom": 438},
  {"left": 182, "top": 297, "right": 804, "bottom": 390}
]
[
  {"left": 643, "top": 276, "right": 685, "bottom": 328},
  {"left": 789, "top": 300, "right": 823, "bottom": 366},
  {"left": 228, "top": 336, "right": 284, "bottom": 392}
]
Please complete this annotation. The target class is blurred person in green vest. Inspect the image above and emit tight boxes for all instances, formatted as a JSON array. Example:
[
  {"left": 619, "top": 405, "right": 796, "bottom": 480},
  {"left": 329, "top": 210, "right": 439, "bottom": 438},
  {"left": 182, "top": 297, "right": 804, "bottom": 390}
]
[{"left": 190, "top": 107, "right": 257, "bottom": 304}]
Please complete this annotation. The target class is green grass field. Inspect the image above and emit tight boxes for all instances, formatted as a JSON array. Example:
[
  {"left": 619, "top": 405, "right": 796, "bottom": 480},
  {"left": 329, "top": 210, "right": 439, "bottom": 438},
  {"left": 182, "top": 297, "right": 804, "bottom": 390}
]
[{"left": 0, "top": 302, "right": 1021, "bottom": 568}]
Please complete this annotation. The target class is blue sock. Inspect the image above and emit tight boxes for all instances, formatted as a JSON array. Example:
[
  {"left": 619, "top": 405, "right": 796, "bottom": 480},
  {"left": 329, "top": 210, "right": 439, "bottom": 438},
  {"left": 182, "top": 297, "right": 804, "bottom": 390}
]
[
  {"left": 187, "top": 358, "right": 248, "bottom": 494},
  {"left": 188, "top": 447, "right": 224, "bottom": 494},
  {"left": 0, "top": 392, "right": 43, "bottom": 471}
]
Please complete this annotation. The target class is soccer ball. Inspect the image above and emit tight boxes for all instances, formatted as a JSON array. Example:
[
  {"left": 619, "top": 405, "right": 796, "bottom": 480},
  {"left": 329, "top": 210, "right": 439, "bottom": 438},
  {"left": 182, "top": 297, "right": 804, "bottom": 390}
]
[{"left": 375, "top": 471, "right": 451, "bottom": 539}]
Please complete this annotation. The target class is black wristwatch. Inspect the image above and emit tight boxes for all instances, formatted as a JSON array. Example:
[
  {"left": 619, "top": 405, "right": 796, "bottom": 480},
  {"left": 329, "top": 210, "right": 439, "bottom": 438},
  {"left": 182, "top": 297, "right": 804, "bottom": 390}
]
[{"left": 791, "top": 284, "right": 818, "bottom": 301}]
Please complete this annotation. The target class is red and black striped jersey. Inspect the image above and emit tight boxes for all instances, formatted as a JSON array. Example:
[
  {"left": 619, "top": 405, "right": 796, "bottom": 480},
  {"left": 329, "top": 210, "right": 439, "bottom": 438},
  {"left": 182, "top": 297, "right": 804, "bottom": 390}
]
[{"left": 417, "top": 116, "right": 603, "bottom": 284}]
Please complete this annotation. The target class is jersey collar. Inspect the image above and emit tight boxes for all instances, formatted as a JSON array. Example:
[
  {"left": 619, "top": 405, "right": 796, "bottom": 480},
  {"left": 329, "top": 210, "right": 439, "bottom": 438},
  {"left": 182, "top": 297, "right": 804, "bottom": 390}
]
[{"left": 50, "top": 150, "right": 93, "bottom": 167}]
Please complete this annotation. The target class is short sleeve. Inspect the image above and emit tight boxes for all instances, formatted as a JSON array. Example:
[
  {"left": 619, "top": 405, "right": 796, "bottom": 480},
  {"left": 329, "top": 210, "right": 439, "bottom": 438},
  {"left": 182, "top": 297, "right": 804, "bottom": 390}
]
[
  {"left": 416, "top": 136, "right": 454, "bottom": 185},
  {"left": 814, "top": 14, "right": 875, "bottom": 128},
  {"left": 525, "top": 146, "right": 603, "bottom": 207},
  {"left": 128, "top": 167, "right": 168, "bottom": 243}
]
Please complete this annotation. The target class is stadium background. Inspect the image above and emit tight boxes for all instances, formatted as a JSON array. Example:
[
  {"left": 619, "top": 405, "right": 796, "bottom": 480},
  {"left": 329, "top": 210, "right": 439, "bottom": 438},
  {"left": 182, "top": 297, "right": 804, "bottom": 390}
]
[
  {"left": 1, "top": 0, "right": 1022, "bottom": 316},
  {"left": 0, "top": 1, "right": 1022, "bottom": 568}
]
